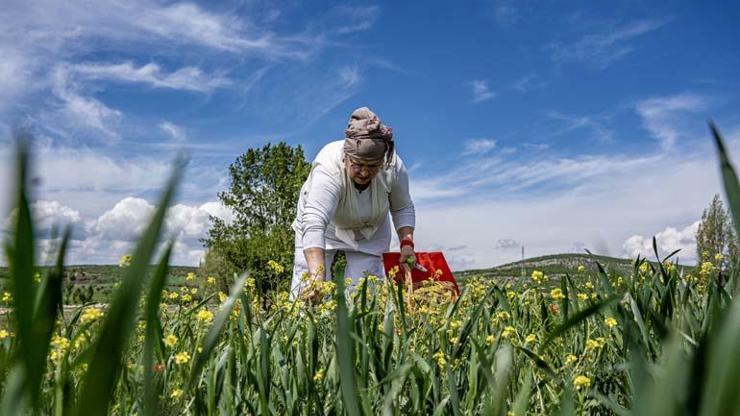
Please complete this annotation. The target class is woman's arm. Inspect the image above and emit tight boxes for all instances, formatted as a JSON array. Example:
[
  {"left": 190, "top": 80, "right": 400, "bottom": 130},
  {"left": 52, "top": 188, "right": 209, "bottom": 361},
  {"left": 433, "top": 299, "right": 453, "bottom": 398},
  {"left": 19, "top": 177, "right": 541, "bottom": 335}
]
[{"left": 301, "top": 164, "right": 341, "bottom": 283}]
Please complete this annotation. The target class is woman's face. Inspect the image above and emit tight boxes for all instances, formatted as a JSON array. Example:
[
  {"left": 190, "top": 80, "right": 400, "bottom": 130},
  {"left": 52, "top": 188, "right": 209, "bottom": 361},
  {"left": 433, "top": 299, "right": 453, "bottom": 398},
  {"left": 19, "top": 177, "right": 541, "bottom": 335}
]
[{"left": 344, "top": 156, "right": 384, "bottom": 185}]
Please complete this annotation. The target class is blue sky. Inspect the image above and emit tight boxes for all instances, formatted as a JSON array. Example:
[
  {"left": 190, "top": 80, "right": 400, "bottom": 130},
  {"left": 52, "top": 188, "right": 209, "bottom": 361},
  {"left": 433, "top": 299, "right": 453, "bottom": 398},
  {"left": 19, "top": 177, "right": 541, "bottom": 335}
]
[{"left": 1, "top": 0, "right": 740, "bottom": 269}]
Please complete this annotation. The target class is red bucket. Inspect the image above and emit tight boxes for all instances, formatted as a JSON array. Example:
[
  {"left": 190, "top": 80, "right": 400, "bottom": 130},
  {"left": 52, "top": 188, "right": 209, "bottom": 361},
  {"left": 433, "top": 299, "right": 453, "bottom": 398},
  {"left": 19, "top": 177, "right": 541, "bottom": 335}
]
[{"left": 382, "top": 251, "right": 460, "bottom": 295}]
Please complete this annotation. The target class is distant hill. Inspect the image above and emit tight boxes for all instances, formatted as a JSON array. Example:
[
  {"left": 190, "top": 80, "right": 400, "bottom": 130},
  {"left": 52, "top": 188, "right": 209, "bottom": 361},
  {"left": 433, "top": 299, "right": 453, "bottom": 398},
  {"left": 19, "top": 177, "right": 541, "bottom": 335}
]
[
  {"left": 454, "top": 253, "right": 695, "bottom": 283},
  {"left": 0, "top": 264, "right": 199, "bottom": 304}
]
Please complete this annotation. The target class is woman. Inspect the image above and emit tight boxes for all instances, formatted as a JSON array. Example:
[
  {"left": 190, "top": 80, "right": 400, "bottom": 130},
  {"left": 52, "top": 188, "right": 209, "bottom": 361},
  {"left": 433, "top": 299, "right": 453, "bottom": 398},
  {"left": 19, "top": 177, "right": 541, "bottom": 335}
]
[{"left": 290, "top": 107, "right": 416, "bottom": 299}]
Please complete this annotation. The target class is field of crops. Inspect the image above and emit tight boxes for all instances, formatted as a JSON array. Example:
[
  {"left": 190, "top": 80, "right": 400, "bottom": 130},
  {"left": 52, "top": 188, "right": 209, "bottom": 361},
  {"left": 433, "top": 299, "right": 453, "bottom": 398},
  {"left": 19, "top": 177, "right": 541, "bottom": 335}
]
[{"left": 1, "top": 125, "right": 739, "bottom": 415}]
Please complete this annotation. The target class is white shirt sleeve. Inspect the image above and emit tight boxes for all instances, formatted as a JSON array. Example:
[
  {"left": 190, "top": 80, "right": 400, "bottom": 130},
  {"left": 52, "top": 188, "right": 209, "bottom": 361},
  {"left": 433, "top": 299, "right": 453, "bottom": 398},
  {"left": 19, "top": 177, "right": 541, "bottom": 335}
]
[
  {"left": 300, "top": 163, "right": 341, "bottom": 250},
  {"left": 389, "top": 156, "right": 416, "bottom": 231}
]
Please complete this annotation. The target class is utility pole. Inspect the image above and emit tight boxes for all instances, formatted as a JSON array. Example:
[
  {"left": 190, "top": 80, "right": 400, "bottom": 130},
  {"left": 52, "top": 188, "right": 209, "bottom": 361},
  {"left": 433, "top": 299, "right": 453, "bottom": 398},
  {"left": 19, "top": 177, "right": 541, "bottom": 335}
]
[{"left": 520, "top": 245, "right": 525, "bottom": 279}]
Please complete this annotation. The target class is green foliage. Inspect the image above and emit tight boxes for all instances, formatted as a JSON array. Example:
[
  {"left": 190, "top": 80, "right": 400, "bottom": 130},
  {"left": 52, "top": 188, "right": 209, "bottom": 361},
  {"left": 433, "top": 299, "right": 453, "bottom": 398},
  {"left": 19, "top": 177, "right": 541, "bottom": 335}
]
[
  {"left": 202, "top": 142, "right": 311, "bottom": 297},
  {"left": 696, "top": 194, "right": 739, "bottom": 269}
]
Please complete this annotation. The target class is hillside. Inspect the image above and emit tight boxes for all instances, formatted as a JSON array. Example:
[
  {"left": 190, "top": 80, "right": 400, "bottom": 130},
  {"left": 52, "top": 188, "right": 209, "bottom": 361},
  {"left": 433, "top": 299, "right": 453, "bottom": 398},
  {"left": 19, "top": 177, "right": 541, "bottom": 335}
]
[{"left": 454, "top": 252, "right": 694, "bottom": 283}]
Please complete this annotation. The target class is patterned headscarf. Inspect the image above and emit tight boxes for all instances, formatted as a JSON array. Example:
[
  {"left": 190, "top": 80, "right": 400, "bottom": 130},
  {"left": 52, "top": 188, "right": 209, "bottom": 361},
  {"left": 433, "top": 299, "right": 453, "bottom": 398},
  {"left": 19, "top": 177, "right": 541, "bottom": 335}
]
[{"left": 343, "top": 107, "right": 394, "bottom": 167}]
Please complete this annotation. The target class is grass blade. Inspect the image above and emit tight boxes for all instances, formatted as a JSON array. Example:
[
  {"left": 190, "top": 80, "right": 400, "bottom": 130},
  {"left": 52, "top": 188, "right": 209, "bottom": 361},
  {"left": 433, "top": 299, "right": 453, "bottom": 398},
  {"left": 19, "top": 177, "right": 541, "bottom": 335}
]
[
  {"left": 75, "top": 157, "right": 185, "bottom": 416},
  {"left": 143, "top": 242, "right": 173, "bottom": 416}
]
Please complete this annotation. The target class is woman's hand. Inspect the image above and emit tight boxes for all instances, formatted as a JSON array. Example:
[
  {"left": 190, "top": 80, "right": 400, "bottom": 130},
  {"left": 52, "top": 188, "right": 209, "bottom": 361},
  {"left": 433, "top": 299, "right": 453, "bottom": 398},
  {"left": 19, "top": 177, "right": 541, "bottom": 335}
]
[{"left": 399, "top": 244, "right": 416, "bottom": 274}]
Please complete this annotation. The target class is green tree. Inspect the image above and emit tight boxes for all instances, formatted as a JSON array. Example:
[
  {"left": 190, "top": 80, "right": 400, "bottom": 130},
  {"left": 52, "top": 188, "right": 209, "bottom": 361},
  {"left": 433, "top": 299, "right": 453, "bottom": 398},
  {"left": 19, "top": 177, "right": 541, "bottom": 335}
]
[
  {"left": 201, "top": 142, "right": 311, "bottom": 297},
  {"left": 695, "top": 194, "right": 739, "bottom": 270}
]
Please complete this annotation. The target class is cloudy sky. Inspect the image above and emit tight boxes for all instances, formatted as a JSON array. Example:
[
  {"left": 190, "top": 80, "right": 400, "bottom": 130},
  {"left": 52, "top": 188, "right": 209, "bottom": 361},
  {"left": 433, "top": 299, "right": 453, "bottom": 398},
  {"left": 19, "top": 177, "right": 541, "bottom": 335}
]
[{"left": 1, "top": 0, "right": 739, "bottom": 270}]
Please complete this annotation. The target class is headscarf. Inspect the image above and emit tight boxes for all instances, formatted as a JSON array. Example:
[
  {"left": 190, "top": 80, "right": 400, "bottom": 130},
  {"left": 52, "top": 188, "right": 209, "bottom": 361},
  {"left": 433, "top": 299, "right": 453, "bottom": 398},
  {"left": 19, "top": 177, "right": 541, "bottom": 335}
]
[{"left": 343, "top": 107, "right": 394, "bottom": 167}]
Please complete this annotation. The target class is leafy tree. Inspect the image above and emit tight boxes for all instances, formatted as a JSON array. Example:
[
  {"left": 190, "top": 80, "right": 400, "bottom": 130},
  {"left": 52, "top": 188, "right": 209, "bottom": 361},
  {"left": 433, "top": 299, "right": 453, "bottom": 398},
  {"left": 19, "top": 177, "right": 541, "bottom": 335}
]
[
  {"left": 695, "top": 194, "right": 739, "bottom": 270},
  {"left": 201, "top": 142, "right": 311, "bottom": 297}
]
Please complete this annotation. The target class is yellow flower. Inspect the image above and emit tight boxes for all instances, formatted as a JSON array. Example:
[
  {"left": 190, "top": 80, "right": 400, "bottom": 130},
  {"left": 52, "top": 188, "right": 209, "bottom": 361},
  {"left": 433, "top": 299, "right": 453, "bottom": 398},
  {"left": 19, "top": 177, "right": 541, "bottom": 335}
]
[
  {"left": 174, "top": 351, "right": 191, "bottom": 365},
  {"left": 118, "top": 255, "right": 132, "bottom": 268},
  {"left": 81, "top": 307, "right": 104, "bottom": 324},
  {"left": 502, "top": 326, "right": 517, "bottom": 339},
  {"left": 0, "top": 329, "right": 10, "bottom": 340},
  {"left": 639, "top": 262, "right": 650, "bottom": 274},
  {"left": 564, "top": 354, "right": 578, "bottom": 365},
  {"left": 506, "top": 291, "right": 517, "bottom": 300},
  {"left": 190, "top": 287, "right": 198, "bottom": 295},
  {"left": 196, "top": 309, "right": 214, "bottom": 323},
  {"left": 525, "top": 334, "right": 537, "bottom": 344},
  {"left": 170, "top": 388, "right": 183, "bottom": 399},
  {"left": 207, "top": 276, "right": 217, "bottom": 285},
  {"left": 550, "top": 288, "right": 565, "bottom": 301},
  {"left": 168, "top": 292, "right": 179, "bottom": 300},
  {"left": 186, "top": 272, "right": 195, "bottom": 282},
  {"left": 433, "top": 351, "right": 447, "bottom": 368},
  {"left": 181, "top": 294, "right": 192, "bottom": 303},
  {"left": 218, "top": 292, "right": 228, "bottom": 303},
  {"left": 577, "top": 293, "right": 588, "bottom": 301},
  {"left": 604, "top": 317, "right": 618, "bottom": 328},
  {"left": 577, "top": 265, "right": 586, "bottom": 273},
  {"left": 313, "top": 368, "right": 325, "bottom": 383},
  {"left": 2, "top": 292, "right": 12, "bottom": 303},
  {"left": 715, "top": 253, "right": 724, "bottom": 261},
  {"left": 531, "top": 270, "right": 546, "bottom": 285},
  {"left": 267, "top": 260, "right": 285, "bottom": 274},
  {"left": 573, "top": 375, "right": 591, "bottom": 390},
  {"left": 163, "top": 334, "right": 178, "bottom": 348},
  {"left": 485, "top": 335, "right": 495, "bottom": 345}
]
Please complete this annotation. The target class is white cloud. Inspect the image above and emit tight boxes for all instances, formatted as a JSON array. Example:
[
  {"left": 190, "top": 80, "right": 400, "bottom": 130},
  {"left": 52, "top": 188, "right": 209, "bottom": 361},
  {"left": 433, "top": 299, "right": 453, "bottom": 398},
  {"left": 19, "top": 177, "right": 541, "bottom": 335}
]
[
  {"left": 50, "top": 66, "right": 122, "bottom": 139},
  {"left": 159, "top": 121, "right": 186, "bottom": 141},
  {"left": 547, "top": 110, "right": 614, "bottom": 142},
  {"left": 72, "top": 61, "right": 231, "bottom": 93},
  {"left": 90, "top": 197, "right": 154, "bottom": 241},
  {"left": 338, "top": 65, "right": 362, "bottom": 88},
  {"left": 462, "top": 138, "right": 497, "bottom": 156},
  {"left": 622, "top": 221, "right": 700, "bottom": 264},
  {"left": 548, "top": 19, "right": 670, "bottom": 68},
  {"left": 471, "top": 80, "right": 494, "bottom": 103},
  {"left": 511, "top": 74, "right": 547, "bottom": 93},
  {"left": 636, "top": 94, "right": 708, "bottom": 149},
  {"left": 328, "top": 6, "right": 381, "bottom": 34}
]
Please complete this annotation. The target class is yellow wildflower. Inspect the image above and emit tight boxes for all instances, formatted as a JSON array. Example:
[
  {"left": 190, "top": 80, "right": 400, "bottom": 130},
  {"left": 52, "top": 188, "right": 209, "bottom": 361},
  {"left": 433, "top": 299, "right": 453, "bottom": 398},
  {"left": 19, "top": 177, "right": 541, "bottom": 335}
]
[
  {"left": 267, "top": 260, "right": 285, "bottom": 274},
  {"left": 565, "top": 354, "right": 578, "bottom": 365},
  {"left": 577, "top": 265, "right": 586, "bottom": 273},
  {"left": 550, "top": 288, "right": 565, "bottom": 301},
  {"left": 196, "top": 309, "right": 214, "bottom": 323},
  {"left": 639, "top": 262, "right": 650, "bottom": 274},
  {"left": 186, "top": 272, "right": 196, "bottom": 281},
  {"left": 163, "top": 334, "right": 178, "bottom": 348},
  {"left": 502, "top": 326, "right": 517, "bottom": 339},
  {"left": 207, "top": 276, "right": 217, "bottom": 285},
  {"left": 577, "top": 293, "right": 588, "bottom": 301},
  {"left": 525, "top": 334, "right": 537, "bottom": 344},
  {"left": 168, "top": 292, "right": 179, "bottom": 300},
  {"left": 313, "top": 368, "right": 325, "bottom": 383},
  {"left": 715, "top": 253, "right": 724, "bottom": 261},
  {"left": 190, "top": 287, "right": 198, "bottom": 295},
  {"left": 170, "top": 388, "right": 183, "bottom": 399},
  {"left": 531, "top": 270, "right": 546, "bottom": 285},
  {"left": 506, "top": 291, "right": 517, "bottom": 300},
  {"left": 573, "top": 375, "right": 591, "bottom": 390},
  {"left": 174, "top": 351, "right": 191, "bottom": 365},
  {"left": 181, "top": 294, "right": 192, "bottom": 303},
  {"left": 2, "top": 292, "right": 12, "bottom": 303},
  {"left": 218, "top": 292, "right": 228, "bottom": 303},
  {"left": 81, "top": 307, "right": 104, "bottom": 324},
  {"left": 118, "top": 255, "right": 132, "bottom": 268},
  {"left": 0, "top": 329, "right": 10, "bottom": 340},
  {"left": 604, "top": 317, "right": 618, "bottom": 328},
  {"left": 433, "top": 351, "right": 446, "bottom": 368},
  {"left": 485, "top": 335, "right": 495, "bottom": 345}
]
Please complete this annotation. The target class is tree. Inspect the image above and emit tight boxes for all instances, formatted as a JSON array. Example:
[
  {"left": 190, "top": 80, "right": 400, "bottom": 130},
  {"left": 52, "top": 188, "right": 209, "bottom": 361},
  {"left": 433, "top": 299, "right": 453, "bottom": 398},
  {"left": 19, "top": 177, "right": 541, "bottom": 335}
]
[
  {"left": 201, "top": 142, "right": 311, "bottom": 297},
  {"left": 695, "top": 194, "right": 739, "bottom": 270}
]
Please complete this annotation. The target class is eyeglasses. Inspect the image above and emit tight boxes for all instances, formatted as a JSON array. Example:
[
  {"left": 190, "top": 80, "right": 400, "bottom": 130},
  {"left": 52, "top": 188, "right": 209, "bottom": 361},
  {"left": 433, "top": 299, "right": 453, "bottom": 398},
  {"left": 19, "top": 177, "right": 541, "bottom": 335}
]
[{"left": 347, "top": 158, "right": 383, "bottom": 172}]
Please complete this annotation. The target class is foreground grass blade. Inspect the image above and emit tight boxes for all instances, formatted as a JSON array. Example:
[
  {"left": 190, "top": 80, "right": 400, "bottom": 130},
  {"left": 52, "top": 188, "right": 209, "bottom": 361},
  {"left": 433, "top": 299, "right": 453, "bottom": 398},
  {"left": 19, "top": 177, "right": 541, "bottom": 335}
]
[
  {"left": 335, "top": 267, "right": 363, "bottom": 416},
  {"left": 75, "top": 157, "right": 185, "bottom": 416},
  {"left": 542, "top": 296, "right": 619, "bottom": 348},
  {"left": 709, "top": 121, "right": 740, "bottom": 238},
  {"left": 189, "top": 271, "right": 249, "bottom": 388},
  {"left": 143, "top": 242, "right": 173, "bottom": 416}
]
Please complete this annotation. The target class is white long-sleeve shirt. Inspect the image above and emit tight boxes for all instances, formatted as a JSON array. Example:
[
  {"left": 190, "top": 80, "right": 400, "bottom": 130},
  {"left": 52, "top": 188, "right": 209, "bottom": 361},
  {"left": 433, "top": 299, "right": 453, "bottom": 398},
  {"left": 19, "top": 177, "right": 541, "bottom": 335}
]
[{"left": 291, "top": 140, "right": 415, "bottom": 256}]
